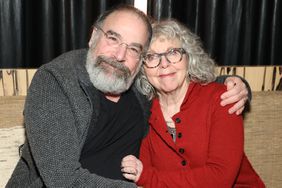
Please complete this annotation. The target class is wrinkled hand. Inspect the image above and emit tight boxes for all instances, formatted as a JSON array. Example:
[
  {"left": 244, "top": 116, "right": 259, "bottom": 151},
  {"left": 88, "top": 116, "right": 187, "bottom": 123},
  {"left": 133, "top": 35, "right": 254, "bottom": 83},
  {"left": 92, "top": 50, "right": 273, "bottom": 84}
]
[
  {"left": 220, "top": 76, "right": 249, "bottom": 115},
  {"left": 121, "top": 155, "right": 143, "bottom": 182}
]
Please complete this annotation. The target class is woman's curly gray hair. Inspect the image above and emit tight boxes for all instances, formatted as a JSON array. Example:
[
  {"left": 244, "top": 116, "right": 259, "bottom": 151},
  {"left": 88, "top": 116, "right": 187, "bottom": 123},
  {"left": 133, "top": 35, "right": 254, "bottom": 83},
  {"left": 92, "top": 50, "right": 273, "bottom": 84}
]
[{"left": 135, "top": 19, "right": 216, "bottom": 100}]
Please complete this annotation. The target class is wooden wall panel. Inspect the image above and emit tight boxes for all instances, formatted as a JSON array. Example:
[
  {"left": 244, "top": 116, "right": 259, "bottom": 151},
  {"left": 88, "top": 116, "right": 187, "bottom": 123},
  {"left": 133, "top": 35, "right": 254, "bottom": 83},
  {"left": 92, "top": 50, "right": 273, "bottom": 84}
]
[
  {"left": 1, "top": 70, "right": 15, "bottom": 96},
  {"left": 0, "top": 69, "right": 37, "bottom": 96},
  {"left": 1, "top": 66, "right": 281, "bottom": 96},
  {"left": 216, "top": 66, "right": 282, "bottom": 92},
  {"left": 245, "top": 67, "right": 265, "bottom": 91}
]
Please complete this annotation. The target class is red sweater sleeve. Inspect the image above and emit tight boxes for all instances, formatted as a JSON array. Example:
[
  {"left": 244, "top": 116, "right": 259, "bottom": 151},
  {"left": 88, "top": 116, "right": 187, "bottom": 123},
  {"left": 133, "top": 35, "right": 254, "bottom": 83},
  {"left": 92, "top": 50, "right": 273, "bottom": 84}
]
[{"left": 138, "top": 88, "right": 244, "bottom": 188}]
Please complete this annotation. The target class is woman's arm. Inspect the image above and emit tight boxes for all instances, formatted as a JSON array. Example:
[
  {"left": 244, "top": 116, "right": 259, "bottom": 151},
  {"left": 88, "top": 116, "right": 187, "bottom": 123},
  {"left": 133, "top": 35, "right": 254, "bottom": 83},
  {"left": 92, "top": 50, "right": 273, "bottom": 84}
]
[{"left": 122, "top": 88, "right": 244, "bottom": 188}]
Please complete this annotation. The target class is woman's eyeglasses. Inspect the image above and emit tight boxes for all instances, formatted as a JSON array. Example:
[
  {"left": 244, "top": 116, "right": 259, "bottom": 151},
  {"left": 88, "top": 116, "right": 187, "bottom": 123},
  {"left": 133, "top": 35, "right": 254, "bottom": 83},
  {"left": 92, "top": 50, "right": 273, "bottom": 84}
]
[{"left": 142, "top": 48, "right": 186, "bottom": 68}]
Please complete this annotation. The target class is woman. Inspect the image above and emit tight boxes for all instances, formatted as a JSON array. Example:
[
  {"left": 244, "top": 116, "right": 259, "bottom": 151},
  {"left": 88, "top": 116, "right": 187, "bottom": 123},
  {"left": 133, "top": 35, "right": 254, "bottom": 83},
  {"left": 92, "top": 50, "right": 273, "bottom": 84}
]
[{"left": 121, "top": 20, "right": 265, "bottom": 188}]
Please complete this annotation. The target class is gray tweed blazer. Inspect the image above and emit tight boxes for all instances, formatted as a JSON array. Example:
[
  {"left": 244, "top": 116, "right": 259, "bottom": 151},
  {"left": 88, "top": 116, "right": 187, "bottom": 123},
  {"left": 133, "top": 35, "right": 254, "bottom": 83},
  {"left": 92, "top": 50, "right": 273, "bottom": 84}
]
[{"left": 6, "top": 49, "right": 151, "bottom": 188}]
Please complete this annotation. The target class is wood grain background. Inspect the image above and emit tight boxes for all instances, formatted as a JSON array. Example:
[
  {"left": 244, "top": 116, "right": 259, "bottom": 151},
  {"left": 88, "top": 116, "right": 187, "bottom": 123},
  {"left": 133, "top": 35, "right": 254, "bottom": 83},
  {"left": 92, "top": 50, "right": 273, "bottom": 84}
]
[{"left": 0, "top": 66, "right": 281, "bottom": 96}]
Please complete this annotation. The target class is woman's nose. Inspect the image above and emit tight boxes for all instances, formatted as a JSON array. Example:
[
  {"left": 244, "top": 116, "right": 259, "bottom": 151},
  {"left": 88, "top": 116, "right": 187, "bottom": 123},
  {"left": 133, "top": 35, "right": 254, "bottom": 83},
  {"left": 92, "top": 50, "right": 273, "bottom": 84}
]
[{"left": 160, "top": 55, "right": 170, "bottom": 68}]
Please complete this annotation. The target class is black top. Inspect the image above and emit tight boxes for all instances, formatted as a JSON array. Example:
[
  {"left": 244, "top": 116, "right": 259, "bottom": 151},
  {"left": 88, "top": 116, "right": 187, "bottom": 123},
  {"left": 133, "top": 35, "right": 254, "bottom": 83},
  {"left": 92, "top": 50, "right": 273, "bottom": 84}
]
[{"left": 80, "top": 89, "right": 145, "bottom": 180}]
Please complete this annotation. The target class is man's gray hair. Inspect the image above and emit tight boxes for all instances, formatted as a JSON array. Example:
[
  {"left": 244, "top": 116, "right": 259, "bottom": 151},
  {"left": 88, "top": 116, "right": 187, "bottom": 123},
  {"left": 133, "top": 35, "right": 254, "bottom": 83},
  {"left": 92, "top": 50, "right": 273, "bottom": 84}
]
[
  {"left": 135, "top": 19, "right": 216, "bottom": 100},
  {"left": 93, "top": 4, "right": 152, "bottom": 51}
]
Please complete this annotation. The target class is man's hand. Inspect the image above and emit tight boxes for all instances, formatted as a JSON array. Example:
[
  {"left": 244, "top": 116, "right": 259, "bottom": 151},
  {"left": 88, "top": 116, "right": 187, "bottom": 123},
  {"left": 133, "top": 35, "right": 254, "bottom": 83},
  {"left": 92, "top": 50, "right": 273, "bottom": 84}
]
[
  {"left": 121, "top": 155, "right": 143, "bottom": 182},
  {"left": 220, "top": 76, "right": 249, "bottom": 115}
]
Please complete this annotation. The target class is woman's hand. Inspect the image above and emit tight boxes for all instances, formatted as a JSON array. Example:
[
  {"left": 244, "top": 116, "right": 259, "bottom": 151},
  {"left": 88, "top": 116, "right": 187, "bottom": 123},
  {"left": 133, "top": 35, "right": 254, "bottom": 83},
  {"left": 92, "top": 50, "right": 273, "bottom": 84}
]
[{"left": 121, "top": 155, "right": 143, "bottom": 182}]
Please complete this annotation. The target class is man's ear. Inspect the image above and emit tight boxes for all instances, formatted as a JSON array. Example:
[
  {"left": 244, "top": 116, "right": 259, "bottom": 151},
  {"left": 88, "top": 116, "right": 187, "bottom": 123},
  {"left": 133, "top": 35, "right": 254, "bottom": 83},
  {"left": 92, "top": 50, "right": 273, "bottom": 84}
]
[{"left": 88, "top": 28, "right": 98, "bottom": 47}]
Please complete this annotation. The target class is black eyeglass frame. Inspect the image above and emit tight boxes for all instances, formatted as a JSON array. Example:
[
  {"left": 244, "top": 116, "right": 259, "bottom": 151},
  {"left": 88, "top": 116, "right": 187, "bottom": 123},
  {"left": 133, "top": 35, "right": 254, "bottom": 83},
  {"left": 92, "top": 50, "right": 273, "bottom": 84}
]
[{"left": 94, "top": 25, "right": 143, "bottom": 59}]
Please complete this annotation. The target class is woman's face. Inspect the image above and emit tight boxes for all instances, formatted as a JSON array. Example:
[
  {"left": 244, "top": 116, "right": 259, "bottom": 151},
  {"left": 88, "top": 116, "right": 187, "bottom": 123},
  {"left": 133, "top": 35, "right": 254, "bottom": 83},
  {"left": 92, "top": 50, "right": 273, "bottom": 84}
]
[{"left": 144, "top": 36, "right": 188, "bottom": 94}]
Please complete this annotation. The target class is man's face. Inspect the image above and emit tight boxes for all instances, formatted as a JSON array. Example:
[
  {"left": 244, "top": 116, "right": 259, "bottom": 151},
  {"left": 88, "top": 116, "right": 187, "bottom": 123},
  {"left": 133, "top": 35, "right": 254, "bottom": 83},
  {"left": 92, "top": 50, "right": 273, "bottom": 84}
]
[{"left": 86, "top": 11, "right": 149, "bottom": 94}]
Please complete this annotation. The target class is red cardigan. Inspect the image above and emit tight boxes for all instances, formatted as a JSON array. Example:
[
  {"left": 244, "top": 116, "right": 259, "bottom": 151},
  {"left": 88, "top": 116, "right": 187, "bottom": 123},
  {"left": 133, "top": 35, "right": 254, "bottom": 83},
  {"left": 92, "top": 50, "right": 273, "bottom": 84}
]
[{"left": 137, "top": 82, "right": 265, "bottom": 188}]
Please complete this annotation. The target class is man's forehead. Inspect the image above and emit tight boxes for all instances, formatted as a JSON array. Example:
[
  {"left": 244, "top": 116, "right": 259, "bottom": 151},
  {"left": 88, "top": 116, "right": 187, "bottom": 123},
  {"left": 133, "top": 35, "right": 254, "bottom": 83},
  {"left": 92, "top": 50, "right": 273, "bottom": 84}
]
[
  {"left": 103, "top": 11, "right": 140, "bottom": 28},
  {"left": 102, "top": 11, "right": 148, "bottom": 45}
]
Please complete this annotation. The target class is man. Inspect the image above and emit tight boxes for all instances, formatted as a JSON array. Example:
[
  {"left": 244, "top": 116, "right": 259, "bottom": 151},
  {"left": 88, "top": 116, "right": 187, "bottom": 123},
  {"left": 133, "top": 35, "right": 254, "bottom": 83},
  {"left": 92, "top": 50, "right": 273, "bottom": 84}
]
[{"left": 7, "top": 5, "right": 249, "bottom": 188}]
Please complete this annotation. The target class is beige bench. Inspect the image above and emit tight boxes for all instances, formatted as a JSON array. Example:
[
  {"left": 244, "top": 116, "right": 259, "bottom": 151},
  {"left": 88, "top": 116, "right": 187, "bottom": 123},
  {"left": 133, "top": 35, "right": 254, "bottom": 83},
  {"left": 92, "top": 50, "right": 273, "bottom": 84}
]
[
  {"left": 1, "top": 67, "right": 282, "bottom": 187},
  {"left": 0, "top": 96, "right": 25, "bottom": 188},
  {"left": 243, "top": 91, "right": 282, "bottom": 188},
  {"left": 0, "top": 92, "right": 282, "bottom": 187}
]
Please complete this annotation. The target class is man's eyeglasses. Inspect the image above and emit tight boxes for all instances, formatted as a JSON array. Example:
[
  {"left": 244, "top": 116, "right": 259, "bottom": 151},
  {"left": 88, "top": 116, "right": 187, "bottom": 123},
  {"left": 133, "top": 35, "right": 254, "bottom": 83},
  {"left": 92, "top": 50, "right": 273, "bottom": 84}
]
[
  {"left": 142, "top": 48, "right": 186, "bottom": 68},
  {"left": 95, "top": 26, "right": 143, "bottom": 59}
]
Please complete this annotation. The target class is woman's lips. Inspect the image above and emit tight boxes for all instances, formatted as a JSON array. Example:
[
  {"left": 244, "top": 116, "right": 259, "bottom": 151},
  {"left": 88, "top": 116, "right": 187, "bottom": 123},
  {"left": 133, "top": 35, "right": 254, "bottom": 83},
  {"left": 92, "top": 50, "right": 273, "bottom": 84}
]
[{"left": 159, "top": 72, "right": 175, "bottom": 78}]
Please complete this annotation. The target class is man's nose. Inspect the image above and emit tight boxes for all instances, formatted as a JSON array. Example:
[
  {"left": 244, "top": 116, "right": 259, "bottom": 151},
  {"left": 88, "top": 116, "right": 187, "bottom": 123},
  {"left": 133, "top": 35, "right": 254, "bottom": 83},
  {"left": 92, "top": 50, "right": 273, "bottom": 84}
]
[{"left": 115, "top": 44, "right": 127, "bottom": 61}]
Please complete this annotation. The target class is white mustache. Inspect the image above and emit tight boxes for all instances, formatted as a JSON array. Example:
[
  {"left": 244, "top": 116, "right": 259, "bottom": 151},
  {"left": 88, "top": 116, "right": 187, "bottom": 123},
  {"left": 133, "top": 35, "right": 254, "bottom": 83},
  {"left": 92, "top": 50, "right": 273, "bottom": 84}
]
[{"left": 95, "top": 55, "right": 130, "bottom": 76}]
